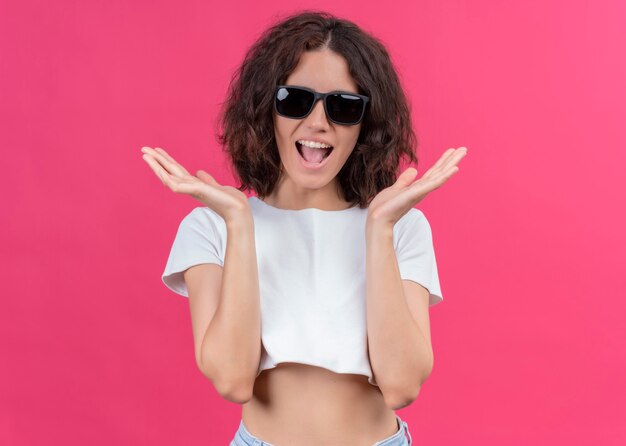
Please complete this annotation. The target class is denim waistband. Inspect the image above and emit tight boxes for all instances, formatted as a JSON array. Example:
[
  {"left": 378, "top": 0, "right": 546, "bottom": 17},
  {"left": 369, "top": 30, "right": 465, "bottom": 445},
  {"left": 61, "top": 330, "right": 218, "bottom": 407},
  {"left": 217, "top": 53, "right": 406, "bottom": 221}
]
[{"left": 232, "top": 414, "right": 412, "bottom": 445}]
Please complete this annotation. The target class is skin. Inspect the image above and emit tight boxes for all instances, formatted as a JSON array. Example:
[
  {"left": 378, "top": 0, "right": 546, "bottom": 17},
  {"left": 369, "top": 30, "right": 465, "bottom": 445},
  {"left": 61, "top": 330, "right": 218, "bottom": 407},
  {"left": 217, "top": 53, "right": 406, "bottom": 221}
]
[
  {"left": 266, "top": 48, "right": 362, "bottom": 211},
  {"left": 244, "top": 50, "right": 407, "bottom": 444},
  {"left": 141, "top": 47, "right": 467, "bottom": 445}
]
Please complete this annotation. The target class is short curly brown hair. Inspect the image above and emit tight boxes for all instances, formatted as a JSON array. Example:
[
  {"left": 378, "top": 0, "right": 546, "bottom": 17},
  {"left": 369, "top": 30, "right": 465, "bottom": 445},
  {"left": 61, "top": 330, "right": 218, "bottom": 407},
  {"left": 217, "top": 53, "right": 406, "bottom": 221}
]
[{"left": 215, "top": 10, "right": 418, "bottom": 209}]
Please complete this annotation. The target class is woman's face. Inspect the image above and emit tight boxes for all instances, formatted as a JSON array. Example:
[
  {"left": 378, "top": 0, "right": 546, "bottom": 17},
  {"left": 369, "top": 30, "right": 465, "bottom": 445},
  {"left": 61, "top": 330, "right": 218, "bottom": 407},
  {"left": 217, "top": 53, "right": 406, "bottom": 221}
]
[{"left": 272, "top": 48, "right": 362, "bottom": 200}]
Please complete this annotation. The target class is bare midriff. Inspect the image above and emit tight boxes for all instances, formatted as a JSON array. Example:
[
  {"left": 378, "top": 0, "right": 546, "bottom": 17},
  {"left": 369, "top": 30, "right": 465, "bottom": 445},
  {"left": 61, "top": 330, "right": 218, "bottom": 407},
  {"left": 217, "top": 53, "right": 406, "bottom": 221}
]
[{"left": 242, "top": 362, "right": 400, "bottom": 446}]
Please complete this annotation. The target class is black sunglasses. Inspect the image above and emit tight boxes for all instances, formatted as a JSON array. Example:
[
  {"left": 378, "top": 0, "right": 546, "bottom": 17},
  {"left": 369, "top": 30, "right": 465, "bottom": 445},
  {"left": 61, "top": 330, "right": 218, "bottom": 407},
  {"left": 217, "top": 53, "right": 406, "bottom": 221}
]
[{"left": 274, "top": 85, "right": 370, "bottom": 125}]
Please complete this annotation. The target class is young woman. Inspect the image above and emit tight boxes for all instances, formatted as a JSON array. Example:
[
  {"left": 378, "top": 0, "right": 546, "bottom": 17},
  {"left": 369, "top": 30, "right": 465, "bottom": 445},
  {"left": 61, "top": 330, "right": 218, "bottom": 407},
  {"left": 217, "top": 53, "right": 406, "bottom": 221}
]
[{"left": 141, "top": 10, "right": 466, "bottom": 446}]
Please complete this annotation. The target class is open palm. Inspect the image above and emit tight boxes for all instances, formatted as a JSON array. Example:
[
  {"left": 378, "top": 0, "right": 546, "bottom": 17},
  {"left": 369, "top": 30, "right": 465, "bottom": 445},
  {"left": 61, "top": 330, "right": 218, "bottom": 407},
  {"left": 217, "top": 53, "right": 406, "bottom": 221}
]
[
  {"left": 141, "top": 146, "right": 250, "bottom": 223},
  {"left": 367, "top": 147, "right": 468, "bottom": 226}
]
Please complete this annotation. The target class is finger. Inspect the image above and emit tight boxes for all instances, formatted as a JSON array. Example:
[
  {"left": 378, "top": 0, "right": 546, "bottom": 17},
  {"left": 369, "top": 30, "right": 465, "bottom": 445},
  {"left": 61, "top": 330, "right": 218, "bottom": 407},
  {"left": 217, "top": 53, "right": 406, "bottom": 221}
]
[
  {"left": 197, "top": 170, "right": 219, "bottom": 186},
  {"left": 412, "top": 165, "right": 459, "bottom": 197},
  {"left": 142, "top": 154, "right": 169, "bottom": 185},
  {"left": 433, "top": 162, "right": 461, "bottom": 187},
  {"left": 420, "top": 149, "right": 456, "bottom": 180},
  {"left": 144, "top": 153, "right": 205, "bottom": 195},
  {"left": 412, "top": 150, "right": 463, "bottom": 190},
  {"left": 144, "top": 148, "right": 190, "bottom": 177},
  {"left": 423, "top": 147, "right": 466, "bottom": 180},
  {"left": 432, "top": 148, "right": 457, "bottom": 171},
  {"left": 394, "top": 167, "right": 418, "bottom": 188},
  {"left": 141, "top": 146, "right": 188, "bottom": 176},
  {"left": 155, "top": 147, "right": 192, "bottom": 176},
  {"left": 154, "top": 147, "right": 186, "bottom": 169},
  {"left": 440, "top": 147, "right": 467, "bottom": 171}
]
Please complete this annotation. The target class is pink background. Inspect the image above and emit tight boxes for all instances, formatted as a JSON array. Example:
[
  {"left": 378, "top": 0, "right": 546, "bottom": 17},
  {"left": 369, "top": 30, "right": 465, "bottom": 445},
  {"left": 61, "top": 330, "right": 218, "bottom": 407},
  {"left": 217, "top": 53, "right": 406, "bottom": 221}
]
[{"left": 1, "top": 0, "right": 625, "bottom": 444}]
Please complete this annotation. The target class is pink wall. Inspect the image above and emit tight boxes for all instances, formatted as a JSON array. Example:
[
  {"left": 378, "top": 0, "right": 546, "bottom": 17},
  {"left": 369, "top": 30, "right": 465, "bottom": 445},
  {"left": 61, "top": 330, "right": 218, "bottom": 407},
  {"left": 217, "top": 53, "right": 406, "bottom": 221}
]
[{"left": 1, "top": 0, "right": 625, "bottom": 444}]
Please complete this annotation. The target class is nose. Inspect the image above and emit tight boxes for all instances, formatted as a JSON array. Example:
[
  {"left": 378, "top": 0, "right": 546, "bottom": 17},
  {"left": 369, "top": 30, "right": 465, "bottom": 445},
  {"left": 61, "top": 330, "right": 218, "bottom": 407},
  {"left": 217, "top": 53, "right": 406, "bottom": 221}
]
[{"left": 305, "top": 98, "right": 330, "bottom": 129}]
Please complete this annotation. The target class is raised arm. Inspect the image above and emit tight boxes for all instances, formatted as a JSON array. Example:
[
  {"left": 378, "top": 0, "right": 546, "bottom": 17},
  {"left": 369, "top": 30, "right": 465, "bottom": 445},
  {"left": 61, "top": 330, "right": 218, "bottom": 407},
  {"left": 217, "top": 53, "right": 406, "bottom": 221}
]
[
  {"left": 187, "top": 215, "right": 261, "bottom": 404},
  {"left": 141, "top": 146, "right": 261, "bottom": 404}
]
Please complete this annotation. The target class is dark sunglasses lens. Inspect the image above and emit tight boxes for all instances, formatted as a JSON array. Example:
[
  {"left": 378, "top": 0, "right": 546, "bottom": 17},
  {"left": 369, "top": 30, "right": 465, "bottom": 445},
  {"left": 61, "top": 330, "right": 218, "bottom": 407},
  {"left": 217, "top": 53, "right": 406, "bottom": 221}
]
[
  {"left": 276, "top": 87, "right": 314, "bottom": 118},
  {"left": 327, "top": 93, "right": 365, "bottom": 124}
]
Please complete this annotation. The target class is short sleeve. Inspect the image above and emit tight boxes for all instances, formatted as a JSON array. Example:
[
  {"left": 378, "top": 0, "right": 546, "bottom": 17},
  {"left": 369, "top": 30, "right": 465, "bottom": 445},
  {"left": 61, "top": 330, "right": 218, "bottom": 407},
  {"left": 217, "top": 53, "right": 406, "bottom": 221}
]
[
  {"left": 394, "top": 208, "right": 444, "bottom": 306},
  {"left": 161, "top": 207, "right": 225, "bottom": 298}
]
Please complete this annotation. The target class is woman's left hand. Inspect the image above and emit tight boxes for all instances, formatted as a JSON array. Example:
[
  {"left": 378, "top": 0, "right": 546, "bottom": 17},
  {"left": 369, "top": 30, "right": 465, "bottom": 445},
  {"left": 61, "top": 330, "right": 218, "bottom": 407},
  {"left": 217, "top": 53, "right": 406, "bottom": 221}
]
[{"left": 366, "top": 147, "right": 468, "bottom": 228}]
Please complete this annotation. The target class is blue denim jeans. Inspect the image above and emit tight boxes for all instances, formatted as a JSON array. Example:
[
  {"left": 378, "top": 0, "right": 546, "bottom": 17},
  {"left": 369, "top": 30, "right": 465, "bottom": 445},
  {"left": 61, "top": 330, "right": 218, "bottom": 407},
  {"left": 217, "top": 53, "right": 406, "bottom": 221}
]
[{"left": 229, "top": 414, "right": 412, "bottom": 445}]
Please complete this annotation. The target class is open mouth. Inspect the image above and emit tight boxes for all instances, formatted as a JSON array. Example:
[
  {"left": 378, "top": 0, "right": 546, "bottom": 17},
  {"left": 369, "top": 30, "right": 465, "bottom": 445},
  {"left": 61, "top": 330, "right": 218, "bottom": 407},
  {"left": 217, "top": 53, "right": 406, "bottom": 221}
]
[{"left": 296, "top": 141, "right": 334, "bottom": 164}]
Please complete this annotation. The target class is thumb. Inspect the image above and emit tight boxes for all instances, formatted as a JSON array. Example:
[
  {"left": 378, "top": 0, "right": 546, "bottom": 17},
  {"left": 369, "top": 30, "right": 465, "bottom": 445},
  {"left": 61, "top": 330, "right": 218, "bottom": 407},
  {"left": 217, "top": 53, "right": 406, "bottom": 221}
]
[
  {"left": 196, "top": 170, "right": 219, "bottom": 186},
  {"left": 395, "top": 167, "right": 418, "bottom": 188}
]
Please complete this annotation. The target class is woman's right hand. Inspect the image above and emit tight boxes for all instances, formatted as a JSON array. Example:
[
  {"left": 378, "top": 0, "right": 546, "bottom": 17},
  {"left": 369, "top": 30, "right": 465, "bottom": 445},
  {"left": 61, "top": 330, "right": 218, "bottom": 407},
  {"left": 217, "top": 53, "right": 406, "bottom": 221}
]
[{"left": 141, "top": 146, "right": 251, "bottom": 225}]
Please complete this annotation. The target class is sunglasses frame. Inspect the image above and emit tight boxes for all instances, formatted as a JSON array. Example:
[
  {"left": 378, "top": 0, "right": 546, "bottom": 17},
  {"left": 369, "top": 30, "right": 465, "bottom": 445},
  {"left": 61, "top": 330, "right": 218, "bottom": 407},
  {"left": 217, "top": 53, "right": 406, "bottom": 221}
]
[{"left": 274, "top": 85, "right": 370, "bottom": 126}]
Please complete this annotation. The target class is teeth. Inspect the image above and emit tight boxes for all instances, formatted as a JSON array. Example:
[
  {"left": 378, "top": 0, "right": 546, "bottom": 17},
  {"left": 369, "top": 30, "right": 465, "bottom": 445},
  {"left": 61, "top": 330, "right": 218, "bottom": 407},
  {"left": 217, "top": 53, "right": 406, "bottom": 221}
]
[{"left": 297, "top": 139, "right": 333, "bottom": 149}]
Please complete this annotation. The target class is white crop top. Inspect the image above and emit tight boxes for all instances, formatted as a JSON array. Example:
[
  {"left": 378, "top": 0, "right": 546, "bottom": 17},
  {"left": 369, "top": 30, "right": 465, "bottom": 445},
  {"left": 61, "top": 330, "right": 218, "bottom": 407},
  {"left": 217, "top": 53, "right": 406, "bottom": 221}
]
[{"left": 162, "top": 195, "right": 443, "bottom": 387}]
